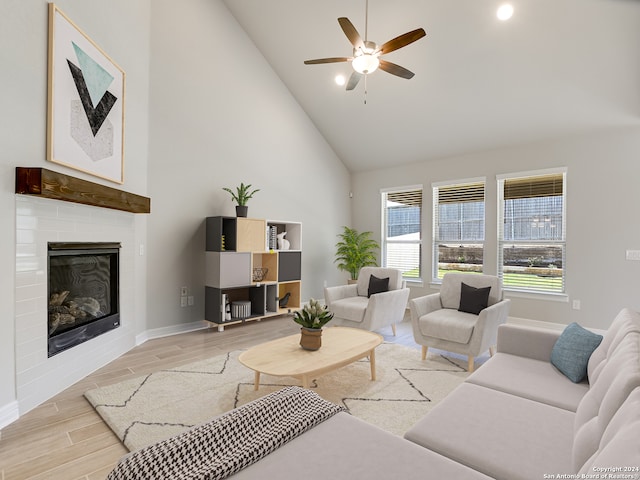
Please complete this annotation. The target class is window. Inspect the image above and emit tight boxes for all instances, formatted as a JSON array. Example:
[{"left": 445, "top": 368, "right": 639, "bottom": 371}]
[
  {"left": 432, "top": 180, "right": 485, "bottom": 281},
  {"left": 497, "top": 169, "right": 566, "bottom": 294},
  {"left": 381, "top": 187, "right": 422, "bottom": 281}
]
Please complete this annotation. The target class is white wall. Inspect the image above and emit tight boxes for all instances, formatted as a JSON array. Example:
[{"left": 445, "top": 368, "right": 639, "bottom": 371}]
[
  {"left": 1, "top": 0, "right": 350, "bottom": 424},
  {"left": 352, "top": 127, "right": 640, "bottom": 330},
  {"left": 145, "top": 0, "right": 351, "bottom": 329},
  {"left": 0, "top": 0, "right": 151, "bottom": 423}
]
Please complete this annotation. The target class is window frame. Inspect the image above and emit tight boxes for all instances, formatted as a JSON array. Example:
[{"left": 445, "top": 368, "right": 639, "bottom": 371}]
[
  {"left": 432, "top": 177, "right": 486, "bottom": 283},
  {"left": 380, "top": 185, "right": 423, "bottom": 283},
  {"left": 497, "top": 167, "right": 567, "bottom": 295}
]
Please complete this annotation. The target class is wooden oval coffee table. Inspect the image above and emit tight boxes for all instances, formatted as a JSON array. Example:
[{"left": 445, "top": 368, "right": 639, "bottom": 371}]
[{"left": 238, "top": 326, "right": 383, "bottom": 390}]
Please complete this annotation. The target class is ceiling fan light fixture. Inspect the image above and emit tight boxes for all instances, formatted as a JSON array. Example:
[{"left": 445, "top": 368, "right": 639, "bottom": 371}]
[{"left": 352, "top": 53, "right": 380, "bottom": 74}]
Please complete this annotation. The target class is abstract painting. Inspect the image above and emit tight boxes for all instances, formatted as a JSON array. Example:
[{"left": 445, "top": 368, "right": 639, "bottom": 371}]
[{"left": 47, "top": 3, "right": 125, "bottom": 184}]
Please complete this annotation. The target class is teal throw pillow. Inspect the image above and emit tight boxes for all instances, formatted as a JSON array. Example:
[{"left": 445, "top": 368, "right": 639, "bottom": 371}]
[{"left": 551, "top": 322, "right": 603, "bottom": 383}]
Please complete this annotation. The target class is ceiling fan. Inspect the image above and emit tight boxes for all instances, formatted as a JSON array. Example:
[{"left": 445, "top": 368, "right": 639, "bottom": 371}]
[{"left": 304, "top": 0, "right": 426, "bottom": 92}]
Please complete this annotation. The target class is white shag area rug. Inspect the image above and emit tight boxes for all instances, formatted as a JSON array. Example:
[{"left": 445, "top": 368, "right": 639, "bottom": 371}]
[{"left": 85, "top": 342, "right": 468, "bottom": 451}]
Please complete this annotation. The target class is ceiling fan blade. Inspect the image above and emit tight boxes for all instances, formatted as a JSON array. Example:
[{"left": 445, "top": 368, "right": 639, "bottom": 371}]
[
  {"left": 338, "top": 17, "right": 364, "bottom": 50},
  {"left": 379, "top": 28, "right": 426, "bottom": 55},
  {"left": 379, "top": 60, "right": 415, "bottom": 79},
  {"left": 346, "top": 72, "right": 362, "bottom": 91},
  {"left": 304, "top": 57, "right": 351, "bottom": 65}
]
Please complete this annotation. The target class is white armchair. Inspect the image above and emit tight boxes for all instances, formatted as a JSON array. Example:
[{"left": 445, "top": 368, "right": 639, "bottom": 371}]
[
  {"left": 409, "top": 273, "right": 511, "bottom": 372},
  {"left": 324, "top": 267, "right": 410, "bottom": 335}
]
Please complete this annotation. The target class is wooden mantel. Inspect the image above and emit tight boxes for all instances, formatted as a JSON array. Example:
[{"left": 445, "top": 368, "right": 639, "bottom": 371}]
[{"left": 15, "top": 167, "right": 151, "bottom": 214}]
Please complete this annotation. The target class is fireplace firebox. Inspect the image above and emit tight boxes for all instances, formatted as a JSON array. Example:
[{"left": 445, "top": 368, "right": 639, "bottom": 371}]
[{"left": 47, "top": 242, "right": 121, "bottom": 357}]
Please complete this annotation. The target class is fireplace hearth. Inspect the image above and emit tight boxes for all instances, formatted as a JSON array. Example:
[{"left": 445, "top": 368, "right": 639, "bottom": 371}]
[{"left": 47, "top": 242, "right": 121, "bottom": 356}]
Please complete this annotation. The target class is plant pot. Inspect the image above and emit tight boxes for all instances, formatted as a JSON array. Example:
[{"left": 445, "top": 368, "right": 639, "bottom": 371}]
[
  {"left": 235, "top": 205, "right": 248, "bottom": 217},
  {"left": 300, "top": 327, "right": 322, "bottom": 351}
]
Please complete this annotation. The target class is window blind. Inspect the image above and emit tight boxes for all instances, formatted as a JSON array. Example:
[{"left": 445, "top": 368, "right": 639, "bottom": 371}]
[
  {"left": 437, "top": 182, "right": 484, "bottom": 204},
  {"left": 387, "top": 189, "right": 422, "bottom": 207},
  {"left": 504, "top": 174, "right": 563, "bottom": 200},
  {"left": 432, "top": 180, "right": 485, "bottom": 280},
  {"left": 382, "top": 188, "right": 422, "bottom": 280},
  {"left": 498, "top": 170, "right": 566, "bottom": 294}
]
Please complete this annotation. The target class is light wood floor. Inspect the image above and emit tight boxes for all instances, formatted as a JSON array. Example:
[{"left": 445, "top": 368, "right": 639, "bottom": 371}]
[{"left": 0, "top": 316, "right": 424, "bottom": 480}]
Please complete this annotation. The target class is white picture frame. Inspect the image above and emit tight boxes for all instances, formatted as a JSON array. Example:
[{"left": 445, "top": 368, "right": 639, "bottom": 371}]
[{"left": 47, "top": 3, "right": 125, "bottom": 184}]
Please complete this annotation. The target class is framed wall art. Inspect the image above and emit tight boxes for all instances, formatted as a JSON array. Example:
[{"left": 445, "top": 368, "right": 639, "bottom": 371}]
[{"left": 47, "top": 3, "right": 125, "bottom": 184}]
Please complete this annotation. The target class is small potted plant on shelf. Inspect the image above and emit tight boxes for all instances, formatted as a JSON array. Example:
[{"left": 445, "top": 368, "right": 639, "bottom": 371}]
[
  {"left": 293, "top": 298, "right": 334, "bottom": 351},
  {"left": 334, "top": 226, "right": 380, "bottom": 282},
  {"left": 222, "top": 183, "right": 260, "bottom": 217}
]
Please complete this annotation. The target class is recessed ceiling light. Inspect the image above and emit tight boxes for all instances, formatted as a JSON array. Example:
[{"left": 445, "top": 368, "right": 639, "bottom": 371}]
[
  {"left": 497, "top": 3, "right": 514, "bottom": 21},
  {"left": 335, "top": 74, "right": 346, "bottom": 86}
]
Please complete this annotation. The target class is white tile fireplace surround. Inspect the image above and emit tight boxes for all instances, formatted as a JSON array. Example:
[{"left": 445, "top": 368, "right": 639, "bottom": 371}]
[{"left": 14, "top": 196, "right": 138, "bottom": 415}]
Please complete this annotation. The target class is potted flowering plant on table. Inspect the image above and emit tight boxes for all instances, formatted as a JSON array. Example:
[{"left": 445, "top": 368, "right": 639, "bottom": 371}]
[{"left": 293, "top": 298, "right": 334, "bottom": 351}]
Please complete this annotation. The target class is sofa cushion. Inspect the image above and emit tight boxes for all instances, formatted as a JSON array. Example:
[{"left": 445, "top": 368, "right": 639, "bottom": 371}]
[
  {"left": 404, "top": 383, "right": 575, "bottom": 480},
  {"left": 572, "top": 331, "right": 640, "bottom": 471},
  {"left": 367, "top": 275, "right": 389, "bottom": 297},
  {"left": 577, "top": 387, "right": 640, "bottom": 476},
  {"left": 232, "top": 412, "right": 493, "bottom": 480},
  {"left": 418, "top": 309, "right": 476, "bottom": 344},
  {"left": 588, "top": 307, "right": 640, "bottom": 383},
  {"left": 466, "top": 352, "right": 589, "bottom": 411},
  {"left": 551, "top": 322, "right": 603, "bottom": 383},
  {"left": 458, "top": 282, "right": 490, "bottom": 315},
  {"left": 497, "top": 323, "right": 563, "bottom": 362},
  {"left": 328, "top": 296, "right": 369, "bottom": 323}
]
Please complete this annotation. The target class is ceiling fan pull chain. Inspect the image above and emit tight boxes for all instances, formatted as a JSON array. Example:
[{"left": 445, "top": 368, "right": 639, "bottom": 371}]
[{"left": 364, "top": 74, "right": 368, "bottom": 104}]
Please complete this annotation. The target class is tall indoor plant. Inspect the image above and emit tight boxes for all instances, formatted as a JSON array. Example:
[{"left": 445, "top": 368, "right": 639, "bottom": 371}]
[
  {"left": 334, "top": 226, "right": 380, "bottom": 281},
  {"left": 222, "top": 183, "right": 260, "bottom": 217}
]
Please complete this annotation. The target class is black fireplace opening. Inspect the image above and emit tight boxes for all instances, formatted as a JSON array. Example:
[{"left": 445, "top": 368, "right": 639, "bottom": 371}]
[{"left": 47, "top": 242, "right": 121, "bottom": 357}]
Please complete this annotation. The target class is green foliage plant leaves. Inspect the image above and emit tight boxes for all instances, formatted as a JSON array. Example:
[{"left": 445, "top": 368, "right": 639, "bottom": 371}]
[
  {"left": 334, "top": 226, "right": 380, "bottom": 280},
  {"left": 222, "top": 182, "right": 260, "bottom": 206}
]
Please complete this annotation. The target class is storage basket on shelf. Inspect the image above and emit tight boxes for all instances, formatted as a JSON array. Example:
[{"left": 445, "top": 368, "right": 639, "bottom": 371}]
[{"left": 231, "top": 301, "right": 252, "bottom": 318}]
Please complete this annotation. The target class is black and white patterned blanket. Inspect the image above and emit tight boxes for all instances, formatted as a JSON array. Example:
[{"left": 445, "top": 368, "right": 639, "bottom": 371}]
[{"left": 106, "top": 386, "right": 346, "bottom": 480}]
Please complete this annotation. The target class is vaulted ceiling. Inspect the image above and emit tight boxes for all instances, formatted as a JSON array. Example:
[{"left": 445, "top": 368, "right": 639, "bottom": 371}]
[{"left": 222, "top": 0, "right": 640, "bottom": 172}]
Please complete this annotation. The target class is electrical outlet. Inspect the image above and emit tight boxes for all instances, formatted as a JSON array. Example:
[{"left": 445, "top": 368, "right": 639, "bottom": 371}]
[
  {"left": 180, "top": 296, "right": 187, "bottom": 307},
  {"left": 626, "top": 250, "right": 640, "bottom": 261},
  {"left": 572, "top": 300, "right": 581, "bottom": 310},
  {"left": 180, "top": 286, "right": 188, "bottom": 296}
]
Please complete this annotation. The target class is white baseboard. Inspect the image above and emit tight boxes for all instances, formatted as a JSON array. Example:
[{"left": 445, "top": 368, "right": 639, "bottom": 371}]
[
  {"left": 507, "top": 315, "right": 566, "bottom": 331},
  {"left": 135, "top": 320, "right": 210, "bottom": 345},
  {"left": 0, "top": 400, "right": 19, "bottom": 430}
]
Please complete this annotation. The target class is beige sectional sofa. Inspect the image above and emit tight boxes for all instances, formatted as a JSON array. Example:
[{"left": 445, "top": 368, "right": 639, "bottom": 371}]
[
  {"left": 109, "top": 308, "right": 640, "bottom": 480},
  {"left": 404, "top": 307, "right": 640, "bottom": 479}
]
